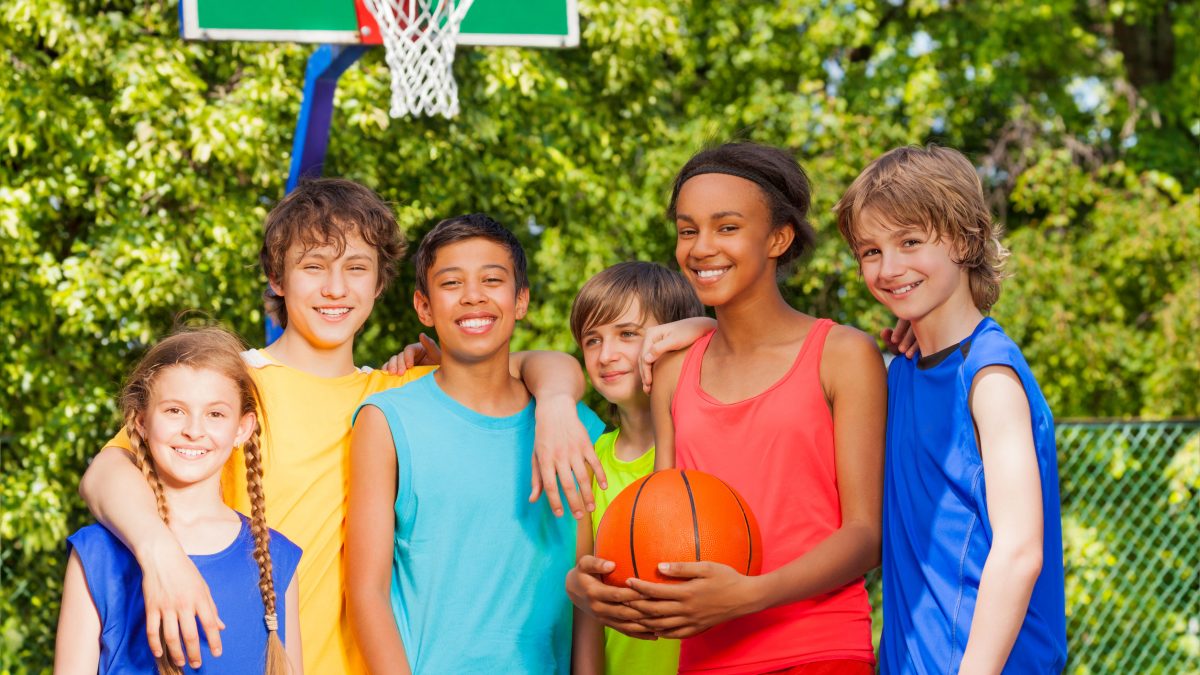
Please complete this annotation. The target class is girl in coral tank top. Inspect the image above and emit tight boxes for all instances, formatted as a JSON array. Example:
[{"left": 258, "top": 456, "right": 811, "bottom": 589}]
[{"left": 629, "top": 143, "right": 886, "bottom": 674}]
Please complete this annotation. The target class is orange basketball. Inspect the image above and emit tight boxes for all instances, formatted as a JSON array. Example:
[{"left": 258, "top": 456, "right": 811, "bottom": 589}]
[{"left": 594, "top": 468, "right": 763, "bottom": 586}]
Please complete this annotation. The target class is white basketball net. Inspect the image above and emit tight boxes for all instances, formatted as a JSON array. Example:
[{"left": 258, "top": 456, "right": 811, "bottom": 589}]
[{"left": 360, "top": 0, "right": 475, "bottom": 118}]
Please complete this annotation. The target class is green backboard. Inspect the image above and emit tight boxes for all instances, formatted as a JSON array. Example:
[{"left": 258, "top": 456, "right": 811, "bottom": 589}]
[{"left": 180, "top": 0, "right": 578, "bottom": 48}]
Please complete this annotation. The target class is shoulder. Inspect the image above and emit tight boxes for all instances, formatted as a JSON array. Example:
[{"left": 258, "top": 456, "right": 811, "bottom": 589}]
[
  {"left": 362, "top": 374, "right": 431, "bottom": 410},
  {"left": 371, "top": 365, "right": 438, "bottom": 389},
  {"left": 67, "top": 523, "right": 128, "bottom": 560},
  {"left": 266, "top": 528, "right": 303, "bottom": 579},
  {"left": 821, "top": 323, "right": 885, "bottom": 374},
  {"left": 652, "top": 347, "right": 689, "bottom": 389}
]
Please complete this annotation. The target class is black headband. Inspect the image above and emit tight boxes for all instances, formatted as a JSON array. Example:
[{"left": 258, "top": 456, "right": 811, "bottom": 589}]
[{"left": 671, "top": 165, "right": 788, "bottom": 207}]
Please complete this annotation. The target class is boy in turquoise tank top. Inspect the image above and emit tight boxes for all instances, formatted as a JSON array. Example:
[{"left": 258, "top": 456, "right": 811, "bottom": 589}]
[
  {"left": 565, "top": 262, "right": 705, "bottom": 675},
  {"left": 346, "top": 214, "right": 606, "bottom": 674}
]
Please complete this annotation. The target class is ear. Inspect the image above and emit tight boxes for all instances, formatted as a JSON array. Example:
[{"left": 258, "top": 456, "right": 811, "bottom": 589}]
[
  {"left": 268, "top": 275, "right": 285, "bottom": 298},
  {"left": 234, "top": 411, "right": 257, "bottom": 447},
  {"left": 413, "top": 291, "right": 435, "bottom": 328},
  {"left": 767, "top": 223, "right": 795, "bottom": 259},
  {"left": 515, "top": 287, "right": 530, "bottom": 321},
  {"left": 132, "top": 414, "right": 148, "bottom": 440}
]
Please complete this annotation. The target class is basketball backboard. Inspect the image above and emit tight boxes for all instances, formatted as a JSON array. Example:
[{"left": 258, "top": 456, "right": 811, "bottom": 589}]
[{"left": 179, "top": 0, "right": 579, "bottom": 48}]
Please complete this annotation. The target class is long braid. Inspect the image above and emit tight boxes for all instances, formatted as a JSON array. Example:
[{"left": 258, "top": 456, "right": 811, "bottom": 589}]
[
  {"left": 125, "top": 414, "right": 183, "bottom": 675},
  {"left": 243, "top": 426, "right": 289, "bottom": 674}
]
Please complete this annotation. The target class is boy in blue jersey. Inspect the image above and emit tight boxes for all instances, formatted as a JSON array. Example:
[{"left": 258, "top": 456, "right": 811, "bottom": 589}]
[
  {"left": 345, "top": 214, "right": 606, "bottom": 674},
  {"left": 834, "top": 146, "right": 1067, "bottom": 673}
]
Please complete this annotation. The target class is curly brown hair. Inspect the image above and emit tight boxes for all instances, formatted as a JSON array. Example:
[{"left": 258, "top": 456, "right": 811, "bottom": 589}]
[{"left": 259, "top": 178, "right": 405, "bottom": 328}]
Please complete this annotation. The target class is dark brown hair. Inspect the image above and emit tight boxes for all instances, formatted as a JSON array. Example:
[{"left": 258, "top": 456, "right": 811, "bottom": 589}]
[
  {"left": 413, "top": 213, "right": 528, "bottom": 297},
  {"left": 834, "top": 145, "right": 1010, "bottom": 310},
  {"left": 259, "top": 178, "right": 405, "bottom": 328},
  {"left": 668, "top": 142, "right": 817, "bottom": 265},
  {"left": 121, "top": 327, "right": 289, "bottom": 675},
  {"left": 569, "top": 261, "right": 704, "bottom": 346}
]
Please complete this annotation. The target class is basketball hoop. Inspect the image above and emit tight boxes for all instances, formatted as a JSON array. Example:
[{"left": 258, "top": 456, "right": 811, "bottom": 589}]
[{"left": 358, "top": 0, "right": 475, "bottom": 118}]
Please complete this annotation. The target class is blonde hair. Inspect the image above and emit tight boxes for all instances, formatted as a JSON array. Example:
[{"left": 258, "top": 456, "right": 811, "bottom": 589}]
[
  {"left": 834, "top": 145, "right": 1010, "bottom": 311},
  {"left": 120, "top": 327, "right": 289, "bottom": 675}
]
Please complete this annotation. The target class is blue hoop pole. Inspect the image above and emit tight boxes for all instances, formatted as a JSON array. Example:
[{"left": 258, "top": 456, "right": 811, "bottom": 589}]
[{"left": 267, "top": 44, "right": 369, "bottom": 345}]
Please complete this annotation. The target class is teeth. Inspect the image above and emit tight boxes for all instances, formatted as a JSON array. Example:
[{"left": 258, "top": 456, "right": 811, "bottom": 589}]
[
  {"left": 174, "top": 447, "right": 209, "bottom": 457},
  {"left": 696, "top": 268, "right": 728, "bottom": 279},
  {"left": 891, "top": 282, "right": 921, "bottom": 294},
  {"left": 318, "top": 308, "right": 350, "bottom": 316},
  {"left": 458, "top": 318, "right": 494, "bottom": 329}
]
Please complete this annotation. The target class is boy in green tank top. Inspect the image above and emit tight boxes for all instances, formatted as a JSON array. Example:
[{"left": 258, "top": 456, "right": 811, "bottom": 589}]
[{"left": 565, "top": 262, "right": 705, "bottom": 675}]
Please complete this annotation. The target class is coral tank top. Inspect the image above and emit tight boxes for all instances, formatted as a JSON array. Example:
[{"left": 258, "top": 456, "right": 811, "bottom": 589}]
[{"left": 671, "top": 319, "right": 874, "bottom": 674}]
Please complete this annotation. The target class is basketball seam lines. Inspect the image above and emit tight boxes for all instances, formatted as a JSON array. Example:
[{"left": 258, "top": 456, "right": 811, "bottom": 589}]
[
  {"left": 628, "top": 473, "right": 657, "bottom": 580},
  {"left": 679, "top": 471, "right": 701, "bottom": 561},
  {"left": 722, "top": 481, "right": 755, "bottom": 576}
]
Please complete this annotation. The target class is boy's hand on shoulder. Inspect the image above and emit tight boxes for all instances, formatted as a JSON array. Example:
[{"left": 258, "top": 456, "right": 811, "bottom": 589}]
[
  {"left": 639, "top": 317, "right": 716, "bottom": 392},
  {"left": 881, "top": 318, "right": 917, "bottom": 358},
  {"left": 530, "top": 394, "right": 606, "bottom": 519},
  {"left": 626, "top": 561, "right": 761, "bottom": 639},
  {"left": 566, "top": 556, "right": 656, "bottom": 640},
  {"left": 380, "top": 333, "right": 441, "bottom": 375},
  {"left": 137, "top": 534, "right": 224, "bottom": 668}
]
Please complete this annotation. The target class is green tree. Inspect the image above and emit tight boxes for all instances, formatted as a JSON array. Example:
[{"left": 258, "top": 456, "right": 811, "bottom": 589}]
[{"left": 3, "top": 0, "right": 1195, "bottom": 670}]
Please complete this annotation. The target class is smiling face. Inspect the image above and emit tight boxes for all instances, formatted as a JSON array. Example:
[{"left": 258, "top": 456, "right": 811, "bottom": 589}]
[
  {"left": 414, "top": 237, "right": 529, "bottom": 364},
  {"left": 269, "top": 233, "right": 381, "bottom": 352},
  {"left": 853, "top": 207, "right": 975, "bottom": 329},
  {"left": 673, "top": 173, "right": 793, "bottom": 307},
  {"left": 140, "top": 365, "right": 255, "bottom": 490},
  {"left": 581, "top": 299, "right": 658, "bottom": 410}
]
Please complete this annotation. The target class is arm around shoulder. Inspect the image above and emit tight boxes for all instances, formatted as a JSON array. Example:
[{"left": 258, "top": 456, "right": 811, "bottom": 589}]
[
  {"left": 346, "top": 405, "right": 412, "bottom": 673},
  {"left": 79, "top": 443, "right": 222, "bottom": 667}
]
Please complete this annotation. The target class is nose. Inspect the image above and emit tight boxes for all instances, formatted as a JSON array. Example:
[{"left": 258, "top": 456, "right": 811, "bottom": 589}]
[
  {"left": 598, "top": 338, "right": 618, "bottom": 364},
  {"left": 181, "top": 413, "right": 204, "bottom": 440},
  {"left": 460, "top": 278, "right": 487, "bottom": 305},
  {"left": 878, "top": 250, "right": 903, "bottom": 279},
  {"left": 690, "top": 228, "right": 718, "bottom": 258},
  {"left": 322, "top": 268, "right": 347, "bottom": 298}
]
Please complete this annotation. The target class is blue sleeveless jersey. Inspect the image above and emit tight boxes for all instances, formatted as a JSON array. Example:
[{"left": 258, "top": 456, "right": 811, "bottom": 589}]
[
  {"left": 67, "top": 516, "right": 301, "bottom": 674},
  {"left": 880, "top": 318, "right": 1067, "bottom": 673},
  {"left": 357, "top": 375, "right": 606, "bottom": 674}
]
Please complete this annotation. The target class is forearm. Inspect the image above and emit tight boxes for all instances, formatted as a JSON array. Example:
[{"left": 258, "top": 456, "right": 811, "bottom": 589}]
[
  {"left": 79, "top": 446, "right": 176, "bottom": 559},
  {"left": 348, "top": 584, "right": 411, "bottom": 674},
  {"left": 514, "top": 350, "right": 584, "bottom": 402},
  {"left": 959, "top": 543, "right": 1043, "bottom": 674},
  {"left": 571, "top": 609, "right": 604, "bottom": 675},
  {"left": 745, "top": 521, "right": 880, "bottom": 614}
]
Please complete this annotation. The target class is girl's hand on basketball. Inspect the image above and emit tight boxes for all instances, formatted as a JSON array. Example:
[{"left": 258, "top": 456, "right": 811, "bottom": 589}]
[
  {"left": 380, "top": 333, "right": 441, "bottom": 375},
  {"left": 638, "top": 317, "right": 717, "bottom": 392},
  {"left": 881, "top": 319, "right": 917, "bottom": 359},
  {"left": 626, "top": 561, "right": 761, "bottom": 638},
  {"left": 566, "top": 556, "right": 657, "bottom": 640}
]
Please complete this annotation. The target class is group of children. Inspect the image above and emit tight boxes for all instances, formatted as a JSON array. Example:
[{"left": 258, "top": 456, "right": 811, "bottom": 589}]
[{"left": 54, "top": 142, "right": 1067, "bottom": 674}]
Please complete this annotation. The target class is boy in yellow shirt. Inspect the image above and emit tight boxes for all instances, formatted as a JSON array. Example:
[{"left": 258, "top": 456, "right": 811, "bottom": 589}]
[{"left": 79, "top": 179, "right": 602, "bottom": 673}]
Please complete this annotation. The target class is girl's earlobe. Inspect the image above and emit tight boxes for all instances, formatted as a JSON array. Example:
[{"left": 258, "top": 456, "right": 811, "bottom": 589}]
[{"left": 770, "top": 223, "right": 796, "bottom": 258}]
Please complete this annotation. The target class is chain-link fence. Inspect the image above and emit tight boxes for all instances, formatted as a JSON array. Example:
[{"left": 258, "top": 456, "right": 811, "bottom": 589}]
[{"left": 1058, "top": 419, "right": 1199, "bottom": 674}]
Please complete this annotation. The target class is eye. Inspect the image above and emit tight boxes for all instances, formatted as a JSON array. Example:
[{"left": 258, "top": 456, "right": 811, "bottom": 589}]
[
  {"left": 902, "top": 238, "right": 922, "bottom": 247},
  {"left": 859, "top": 248, "right": 880, "bottom": 258},
  {"left": 718, "top": 224, "right": 740, "bottom": 233},
  {"left": 439, "top": 279, "right": 461, "bottom": 288},
  {"left": 677, "top": 226, "right": 697, "bottom": 238},
  {"left": 583, "top": 336, "right": 601, "bottom": 347},
  {"left": 620, "top": 330, "right": 641, "bottom": 339},
  {"left": 484, "top": 276, "right": 504, "bottom": 285},
  {"left": 208, "top": 411, "right": 226, "bottom": 419}
]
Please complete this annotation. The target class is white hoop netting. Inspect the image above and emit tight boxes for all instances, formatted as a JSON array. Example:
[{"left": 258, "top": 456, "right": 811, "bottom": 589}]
[{"left": 359, "top": 0, "right": 475, "bottom": 118}]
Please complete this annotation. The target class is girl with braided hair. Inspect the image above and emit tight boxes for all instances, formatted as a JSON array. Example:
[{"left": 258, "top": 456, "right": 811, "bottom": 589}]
[{"left": 54, "top": 327, "right": 303, "bottom": 674}]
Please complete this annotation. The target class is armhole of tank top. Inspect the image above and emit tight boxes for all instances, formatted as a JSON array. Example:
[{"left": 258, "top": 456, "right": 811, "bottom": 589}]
[{"left": 671, "top": 331, "right": 713, "bottom": 420}]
